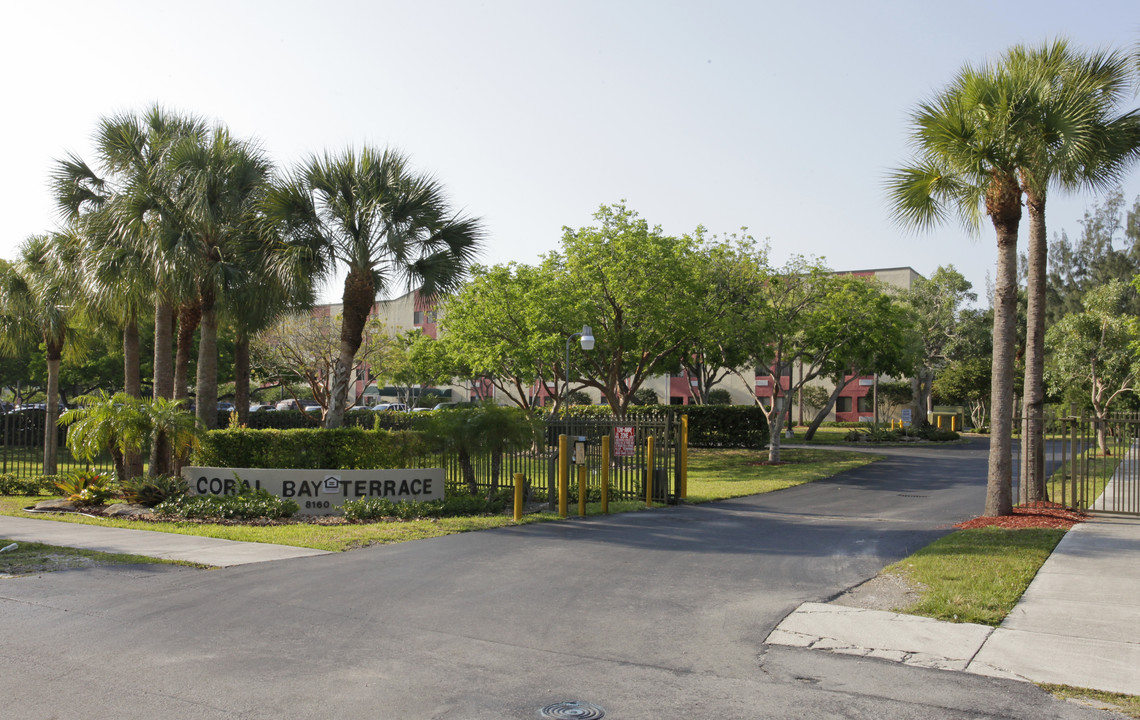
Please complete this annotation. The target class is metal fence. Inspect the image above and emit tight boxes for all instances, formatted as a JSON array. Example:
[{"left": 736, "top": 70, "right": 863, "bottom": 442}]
[
  {"left": 1013, "top": 411, "right": 1139, "bottom": 516},
  {"left": 424, "top": 412, "right": 682, "bottom": 506},
  {"left": 0, "top": 410, "right": 109, "bottom": 479}
]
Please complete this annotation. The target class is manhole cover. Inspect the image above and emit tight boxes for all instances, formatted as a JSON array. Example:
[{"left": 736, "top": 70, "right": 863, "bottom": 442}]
[{"left": 539, "top": 700, "right": 606, "bottom": 719}]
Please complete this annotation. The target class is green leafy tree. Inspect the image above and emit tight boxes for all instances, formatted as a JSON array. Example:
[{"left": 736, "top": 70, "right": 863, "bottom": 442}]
[
  {"left": 262, "top": 147, "right": 483, "bottom": 428},
  {"left": 679, "top": 236, "right": 765, "bottom": 403},
  {"left": 439, "top": 262, "right": 564, "bottom": 413},
  {"left": 1047, "top": 191, "right": 1140, "bottom": 323},
  {"left": 553, "top": 203, "right": 702, "bottom": 415},
  {"left": 778, "top": 271, "right": 917, "bottom": 443},
  {"left": 902, "top": 266, "right": 977, "bottom": 420},
  {"left": 1047, "top": 279, "right": 1140, "bottom": 455}
]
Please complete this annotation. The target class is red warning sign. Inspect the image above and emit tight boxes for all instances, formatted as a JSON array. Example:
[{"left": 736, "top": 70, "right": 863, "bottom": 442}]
[{"left": 613, "top": 426, "right": 636, "bottom": 457}]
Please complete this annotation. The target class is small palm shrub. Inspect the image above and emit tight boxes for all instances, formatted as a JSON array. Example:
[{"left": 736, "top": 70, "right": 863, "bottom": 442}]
[
  {"left": 155, "top": 487, "right": 299, "bottom": 520},
  {"left": 54, "top": 472, "right": 114, "bottom": 506},
  {"left": 122, "top": 475, "right": 190, "bottom": 507}
]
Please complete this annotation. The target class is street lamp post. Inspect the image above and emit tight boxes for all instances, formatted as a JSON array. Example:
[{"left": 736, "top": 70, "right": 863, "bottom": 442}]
[{"left": 563, "top": 325, "right": 595, "bottom": 409}]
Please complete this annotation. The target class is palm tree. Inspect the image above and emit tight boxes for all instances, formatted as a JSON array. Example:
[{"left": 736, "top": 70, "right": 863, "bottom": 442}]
[
  {"left": 60, "top": 391, "right": 151, "bottom": 483},
  {"left": 261, "top": 147, "right": 483, "bottom": 428},
  {"left": 163, "top": 128, "right": 273, "bottom": 429},
  {"left": 0, "top": 234, "right": 86, "bottom": 475},
  {"left": 1000, "top": 41, "right": 1140, "bottom": 502},
  {"left": 887, "top": 62, "right": 1030, "bottom": 517},
  {"left": 52, "top": 107, "right": 208, "bottom": 473}
]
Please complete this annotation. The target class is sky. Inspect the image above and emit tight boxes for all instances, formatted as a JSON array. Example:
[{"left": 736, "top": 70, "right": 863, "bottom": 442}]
[{"left": 4, "top": 0, "right": 1140, "bottom": 305}]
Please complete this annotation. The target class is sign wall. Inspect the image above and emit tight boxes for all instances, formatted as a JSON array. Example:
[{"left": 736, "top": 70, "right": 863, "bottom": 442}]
[{"left": 182, "top": 466, "right": 445, "bottom": 516}]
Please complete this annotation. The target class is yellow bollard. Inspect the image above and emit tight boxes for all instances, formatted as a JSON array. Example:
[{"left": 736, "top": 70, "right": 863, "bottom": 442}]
[
  {"left": 513, "top": 472, "right": 524, "bottom": 522},
  {"left": 645, "top": 435, "right": 655, "bottom": 508},
  {"left": 937, "top": 415, "right": 943, "bottom": 429},
  {"left": 951, "top": 415, "right": 957, "bottom": 432},
  {"left": 558, "top": 434, "right": 569, "bottom": 518},
  {"left": 578, "top": 465, "right": 587, "bottom": 517},
  {"left": 601, "top": 434, "right": 610, "bottom": 514},
  {"left": 681, "top": 415, "right": 689, "bottom": 500}
]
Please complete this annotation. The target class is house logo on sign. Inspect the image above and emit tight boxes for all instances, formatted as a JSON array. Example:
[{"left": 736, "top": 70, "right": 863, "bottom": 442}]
[{"left": 322, "top": 475, "right": 341, "bottom": 494}]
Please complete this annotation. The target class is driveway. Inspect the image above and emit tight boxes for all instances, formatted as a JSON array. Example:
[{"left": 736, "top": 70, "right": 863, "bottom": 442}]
[{"left": 0, "top": 439, "right": 1113, "bottom": 718}]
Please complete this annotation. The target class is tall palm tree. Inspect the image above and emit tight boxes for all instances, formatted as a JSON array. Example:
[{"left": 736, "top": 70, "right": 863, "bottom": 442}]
[
  {"left": 262, "top": 147, "right": 483, "bottom": 428},
  {"left": 0, "top": 234, "right": 86, "bottom": 474},
  {"left": 53, "top": 107, "right": 208, "bottom": 473},
  {"left": 88, "top": 107, "right": 208, "bottom": 412},
  {"left": 163, "top": 128, "right": 273, "bottom": 429},
  {"left": 888, "top": 62, "right": 1030, "bottom": 517},
  {"left": 1001, "top": 41, "right": 1140, "bottom": 502}
]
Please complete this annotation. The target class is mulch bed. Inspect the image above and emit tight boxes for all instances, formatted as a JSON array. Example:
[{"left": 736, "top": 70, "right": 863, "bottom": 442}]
[{"left": 954, "top": 502, "right": 1089, "bottom": 530}]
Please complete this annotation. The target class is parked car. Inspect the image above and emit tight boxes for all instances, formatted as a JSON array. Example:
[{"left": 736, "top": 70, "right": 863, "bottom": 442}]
[
  {"left": 373, "top": 402, "right": 408, "bottom": 412},
  {"left": 275, "top": 399, "right": 299, "bottom": 411},
  {"left": 249, "top": 403, "right": 272, "bottom": 413},
  {"left": 432, "top": 402, "right": 459, "bottom": 411},
  {"left": 217, "top": 402, "right": 236, "bottom": 412},
  {"left": 302, "top": 404, "right": 322, "bottom": 414}
]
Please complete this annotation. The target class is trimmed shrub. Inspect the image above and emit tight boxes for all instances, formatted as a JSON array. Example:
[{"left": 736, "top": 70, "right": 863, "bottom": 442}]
[
  {"left": 342, "top": 492, "right": 506, "bottom": 521},
  {"left": 194, "top": 427, "right": 428, "bottom": 470},
  {"left": 156, "top": 487, "right": 299, "bottom": 520},
  {"left": 0, "top": 474, "right": 58, "bottom": 496}
]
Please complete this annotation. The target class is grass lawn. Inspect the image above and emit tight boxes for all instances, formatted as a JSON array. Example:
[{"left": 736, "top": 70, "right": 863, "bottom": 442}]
[
  {"left": 884, "top": 526, "right": 1066, "bottom": 626},
  {"left": 0, "top": 539, "right": 184, "bottom": 576},
  {"left": 1039, "top": 685, "right": 1140, "bottom": 718},
  {"left": 0, "top": 447, "right": 876, "bottom": 551},
  {"left": 685, "top": 446, "right": 878, "bottom": 502},
  {"left": 1046, "top": 451, "right": 1122, "bottom": 509}
]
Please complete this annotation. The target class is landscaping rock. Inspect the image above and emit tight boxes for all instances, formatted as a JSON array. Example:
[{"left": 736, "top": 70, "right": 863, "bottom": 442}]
[
  {"left": 103, "top": 504, "right": 155, "bottom": 518},
  {"left": 31, "top": 499, "right": 80, "bottom": 512}
]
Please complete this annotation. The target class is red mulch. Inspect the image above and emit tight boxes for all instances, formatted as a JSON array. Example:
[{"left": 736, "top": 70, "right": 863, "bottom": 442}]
[{"left": 954, "top": 502, "right": 1089, "bottom": 530}]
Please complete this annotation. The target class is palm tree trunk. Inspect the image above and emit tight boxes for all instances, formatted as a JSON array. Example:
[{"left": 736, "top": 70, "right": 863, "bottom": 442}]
[
  {"left": 150, "top": 299, "right": 175, "bottom": 477},
  {"left": 196, "top": 292, "right": 219, "bottom": 430},
  {"left": 1022, "top": 190, "right": 1048, "bottom": 502},
  {"left": 43, "top": 349, "right": 61, "bottom": 476},
  {"left": 235, "top": 330, "right": 250, "bottom": 427},
  {"left": 123, "top": 315, "right": 145, "bottom": 479},
  {"left": 328, "top": 268, "right": 374, "bottom": 428},
  {"left": 984, "top": 174, "right": 1020, "bottom": 517},
  {"left": 174, "top": 301, "right": 201, "bottom": 403},
  {"left": 154, "top": 300, "right": 175, "bottom": 400}
]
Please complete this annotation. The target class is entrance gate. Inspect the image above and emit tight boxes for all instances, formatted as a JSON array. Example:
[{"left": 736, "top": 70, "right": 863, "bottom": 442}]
[{"left": 1043, "top": 413, "right": 1140, "bottom": 516}]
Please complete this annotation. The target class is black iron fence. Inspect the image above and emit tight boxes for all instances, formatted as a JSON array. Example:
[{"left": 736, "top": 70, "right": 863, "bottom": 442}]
[
  {"left": 423, "top": 411, "right": 682, "bottom": 505},
  {"left": 0, "top": 410, "right": 108, "bottom": 479},
  {"left": 1010, "top": 410, "right": 1139, "bottom": 516}
]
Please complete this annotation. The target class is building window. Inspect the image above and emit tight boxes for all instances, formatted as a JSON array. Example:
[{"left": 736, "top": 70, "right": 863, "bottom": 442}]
[
  {"left": 857, "top": 395, "right": 873, "bottom": 413},
  {"left": 413, "top": 310, "right": 437, "bottom": 324},
  {"left": 836, "top": 397, "right": 853, "bottom": 413}
]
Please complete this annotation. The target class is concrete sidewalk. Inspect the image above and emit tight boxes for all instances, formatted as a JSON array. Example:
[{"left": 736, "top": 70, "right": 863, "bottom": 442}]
[
  {"left": 767, "top": 515, "right": 1140, "bottom": 696},
  {"left": 0, "top": 515, "right": 331, "bottom": 567}
]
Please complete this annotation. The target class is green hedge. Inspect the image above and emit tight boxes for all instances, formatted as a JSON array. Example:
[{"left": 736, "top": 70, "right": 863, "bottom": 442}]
[
  {"left": 556, "top": 404, "right": 769, "bottom": 449},
  {"left": 194, "top": 427, "right": 427, "bottom": 469},
  {"left": 237, "top": 408, "right": 422, "bottom": 431}
]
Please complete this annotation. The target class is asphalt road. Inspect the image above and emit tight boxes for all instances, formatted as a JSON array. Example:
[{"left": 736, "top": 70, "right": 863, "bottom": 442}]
[{"left": 0, "top": 439, "right": 1116, "bottom": 719}]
